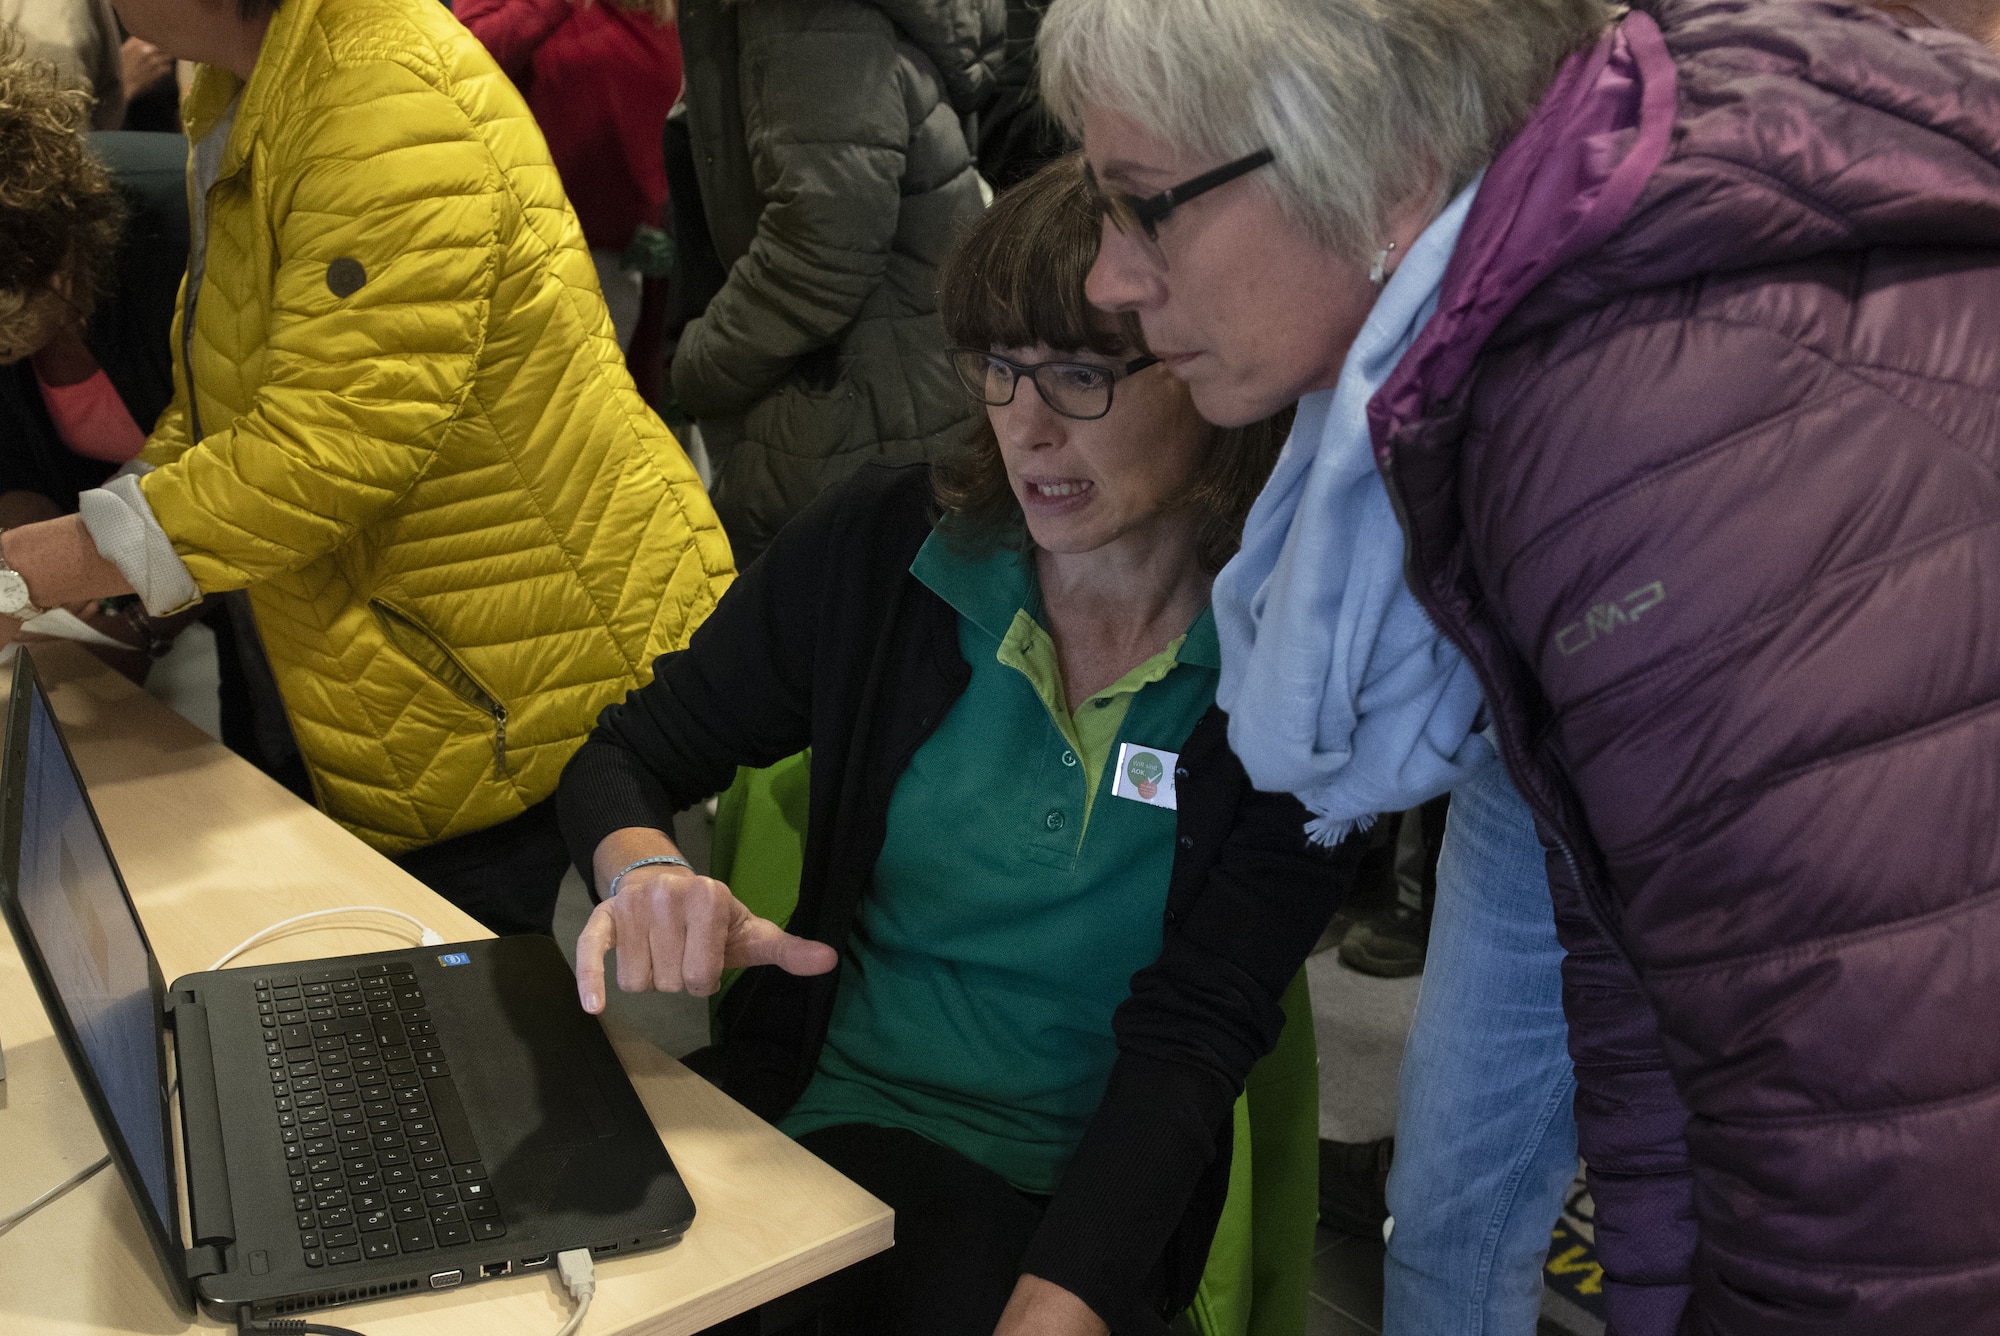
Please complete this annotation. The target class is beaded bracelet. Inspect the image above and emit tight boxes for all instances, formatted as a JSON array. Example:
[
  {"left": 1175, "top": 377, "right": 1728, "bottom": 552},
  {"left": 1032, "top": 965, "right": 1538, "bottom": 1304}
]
[{"left": 607, "top": 853, "right": 693, "bottom": 897}]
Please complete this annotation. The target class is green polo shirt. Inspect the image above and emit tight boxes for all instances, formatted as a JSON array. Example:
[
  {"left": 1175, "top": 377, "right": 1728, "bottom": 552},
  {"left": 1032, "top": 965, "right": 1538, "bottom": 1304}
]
[{"left": 780, "top": 531, "right": 1220, "bottom": 1192}]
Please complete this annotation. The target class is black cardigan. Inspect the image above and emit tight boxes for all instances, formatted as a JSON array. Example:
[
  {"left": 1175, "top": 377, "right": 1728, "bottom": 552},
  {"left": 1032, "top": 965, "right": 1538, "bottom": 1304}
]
[{"left": 559, "top": 463, "right": 1356, "bottom": 1333}]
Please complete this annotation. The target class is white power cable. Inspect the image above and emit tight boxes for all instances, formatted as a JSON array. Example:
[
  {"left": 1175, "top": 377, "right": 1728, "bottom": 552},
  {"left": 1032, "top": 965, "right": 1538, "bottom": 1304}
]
[
  {"left": 0, "top": 1154, "right": 111, "bottom": 1233},
  {"left": 209, "top": 907, "right": 446, "bottom": 972},
  {"left": 553, "top": 1248, "right": 596, "bottom": 1336}
]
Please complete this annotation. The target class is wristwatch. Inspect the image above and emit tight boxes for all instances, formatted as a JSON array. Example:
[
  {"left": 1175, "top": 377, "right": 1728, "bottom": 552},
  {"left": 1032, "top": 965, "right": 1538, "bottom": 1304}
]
[{"left": 0, "top": 536, "right": 44, "bottom": 622}]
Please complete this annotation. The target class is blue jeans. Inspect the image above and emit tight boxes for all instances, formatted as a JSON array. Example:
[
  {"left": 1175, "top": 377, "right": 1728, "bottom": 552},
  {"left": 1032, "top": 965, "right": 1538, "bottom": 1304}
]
[{"left": 1383, "top": 753, "right": 1578, "bottom": 1335}]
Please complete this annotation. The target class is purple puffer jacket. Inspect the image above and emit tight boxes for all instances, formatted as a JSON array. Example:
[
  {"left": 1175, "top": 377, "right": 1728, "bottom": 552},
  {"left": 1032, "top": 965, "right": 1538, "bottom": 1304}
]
[{"left": 1372, "top": 1, "right": 2000, "bottom": 1332}]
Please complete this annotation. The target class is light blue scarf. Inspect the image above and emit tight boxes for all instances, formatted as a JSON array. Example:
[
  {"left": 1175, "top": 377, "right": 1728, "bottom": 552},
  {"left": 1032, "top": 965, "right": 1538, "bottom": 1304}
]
[{"left": 1213, "top": 180, "right": 1493, "bottom": 846}]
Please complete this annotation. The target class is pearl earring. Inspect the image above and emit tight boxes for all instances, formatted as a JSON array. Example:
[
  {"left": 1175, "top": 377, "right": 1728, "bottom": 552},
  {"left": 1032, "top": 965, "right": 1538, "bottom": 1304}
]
[{"left": 1369, "top": 241, "right": 1398, "bottom": 285}]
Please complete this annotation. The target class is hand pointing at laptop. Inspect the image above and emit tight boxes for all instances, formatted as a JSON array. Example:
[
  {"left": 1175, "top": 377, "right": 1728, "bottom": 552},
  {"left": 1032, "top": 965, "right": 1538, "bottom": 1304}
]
[{"left": 574, "top": 826, "right": 837, "bottom": 1014}]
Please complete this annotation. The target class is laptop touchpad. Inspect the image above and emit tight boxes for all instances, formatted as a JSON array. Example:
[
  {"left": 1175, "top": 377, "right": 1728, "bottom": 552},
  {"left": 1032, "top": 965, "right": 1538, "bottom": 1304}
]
[
  {"left": 517, "top": 1047, "right": 618, "bottom": 1153},
  {"left": 428, "top": 939, "right": 663, "bottom": 1215}
]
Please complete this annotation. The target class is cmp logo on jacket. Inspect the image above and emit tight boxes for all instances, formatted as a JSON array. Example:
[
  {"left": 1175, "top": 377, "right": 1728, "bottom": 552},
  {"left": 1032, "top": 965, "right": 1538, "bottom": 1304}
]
[{"left": 1556, "top": 581, "right": 1665, "bottom": 657}]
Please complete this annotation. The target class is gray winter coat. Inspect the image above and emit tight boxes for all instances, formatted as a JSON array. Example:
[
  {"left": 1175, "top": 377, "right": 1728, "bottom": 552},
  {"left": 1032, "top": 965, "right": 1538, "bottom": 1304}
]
[{"left": 673, "top": 0, "right": 1001, "bottom": 562}]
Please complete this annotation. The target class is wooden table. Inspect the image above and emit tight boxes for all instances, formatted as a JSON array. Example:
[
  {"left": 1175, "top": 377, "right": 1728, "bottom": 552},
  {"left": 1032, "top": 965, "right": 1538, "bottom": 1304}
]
[{"left": 0, "top": 643, "right": 891, "bottom": 1336}]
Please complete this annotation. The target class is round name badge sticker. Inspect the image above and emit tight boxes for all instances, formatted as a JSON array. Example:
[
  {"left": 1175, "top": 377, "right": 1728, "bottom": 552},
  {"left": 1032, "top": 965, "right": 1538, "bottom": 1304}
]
[{"left": 1112, "top": 743, "right": 1179, "bottom": 810}]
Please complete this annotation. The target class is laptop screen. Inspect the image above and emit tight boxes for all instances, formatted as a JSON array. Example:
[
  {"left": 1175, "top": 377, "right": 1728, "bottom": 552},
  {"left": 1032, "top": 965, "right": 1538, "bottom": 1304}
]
[{"left": 10, "top": 666, "right": 175, "bottom": 1234}]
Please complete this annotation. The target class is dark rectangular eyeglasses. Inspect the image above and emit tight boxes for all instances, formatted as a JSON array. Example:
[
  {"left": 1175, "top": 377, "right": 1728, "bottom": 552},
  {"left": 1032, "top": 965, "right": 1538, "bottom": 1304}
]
[
  {"left": 949, "top": 349, "right": 1161, "bottom": 421},
  {"left": 1086, "top": 148, "right": 1277, "bottom": 268}
]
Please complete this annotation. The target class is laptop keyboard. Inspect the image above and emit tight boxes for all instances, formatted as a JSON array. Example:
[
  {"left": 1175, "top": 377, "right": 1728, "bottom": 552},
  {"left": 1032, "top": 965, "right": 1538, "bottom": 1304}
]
[{"left": 256, "top": 962, "right": 504, "bottom": 1268}]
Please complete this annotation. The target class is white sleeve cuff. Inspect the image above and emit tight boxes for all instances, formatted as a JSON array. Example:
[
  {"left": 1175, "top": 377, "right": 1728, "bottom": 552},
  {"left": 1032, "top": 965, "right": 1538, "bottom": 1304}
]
[{"left": 77, "top": 472, "right": 202, "bottom": 616}]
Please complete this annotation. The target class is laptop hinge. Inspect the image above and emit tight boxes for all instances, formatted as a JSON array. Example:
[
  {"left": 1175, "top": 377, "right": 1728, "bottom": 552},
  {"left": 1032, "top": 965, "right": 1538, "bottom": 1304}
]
[
  {"left": 165, "top": 991, "right": 238, "bottom": 1249},
  {"left": 184, "top": 1244, "right": 227, "bottom": 1280}
]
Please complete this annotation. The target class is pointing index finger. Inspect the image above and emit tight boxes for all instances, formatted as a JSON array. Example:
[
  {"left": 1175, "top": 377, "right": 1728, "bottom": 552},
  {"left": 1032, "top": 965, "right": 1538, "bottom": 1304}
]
[{"left": 575, "top": 903, "right": 617, "bottom": 1013}]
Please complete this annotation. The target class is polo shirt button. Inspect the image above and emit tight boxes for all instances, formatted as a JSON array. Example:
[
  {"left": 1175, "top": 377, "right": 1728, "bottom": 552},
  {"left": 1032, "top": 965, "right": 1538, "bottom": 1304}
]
[
  {"left": 1046, "top": 809, "right": 1067, "bottom": 831},
  {"left": 1061, "top": 750, "right": 1077, "bottom": 767},
  {"left": 1178, "top": 835, "right": 1194, "bottom": 850}
]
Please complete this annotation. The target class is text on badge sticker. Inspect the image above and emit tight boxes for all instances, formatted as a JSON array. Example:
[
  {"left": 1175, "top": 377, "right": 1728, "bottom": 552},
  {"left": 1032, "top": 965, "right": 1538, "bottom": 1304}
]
[{"left": 1112, "top": 743, "right": 1180, "bottom": 810}]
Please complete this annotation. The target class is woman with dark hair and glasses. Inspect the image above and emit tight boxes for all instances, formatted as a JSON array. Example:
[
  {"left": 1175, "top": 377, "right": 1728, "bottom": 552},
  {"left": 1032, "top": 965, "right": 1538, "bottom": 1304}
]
[{"left": 558, "top": 155, "right": 1354, "bottom": 1336}]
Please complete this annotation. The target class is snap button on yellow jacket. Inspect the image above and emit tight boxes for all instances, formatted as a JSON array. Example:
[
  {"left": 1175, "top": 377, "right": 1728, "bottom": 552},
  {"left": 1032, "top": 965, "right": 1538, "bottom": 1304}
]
[{"left": 142, "top": 0, "right": 734, "bottom": 853}]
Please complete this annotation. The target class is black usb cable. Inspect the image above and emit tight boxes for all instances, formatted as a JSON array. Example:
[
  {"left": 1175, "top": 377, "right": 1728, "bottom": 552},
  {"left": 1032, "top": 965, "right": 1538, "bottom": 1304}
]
[{"left": 236, "top": 1305, "right": 369, "bottom": 1336}]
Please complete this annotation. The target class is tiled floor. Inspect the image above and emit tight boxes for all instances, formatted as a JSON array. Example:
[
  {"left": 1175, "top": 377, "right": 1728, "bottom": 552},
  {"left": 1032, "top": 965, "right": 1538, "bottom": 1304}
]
[
  {"left": 1310, "top": 1222, "right": 1608, "bottom": 1336},
  {"left": 1311, "top": 1226, "right": 1387, "bottom": 1335}
]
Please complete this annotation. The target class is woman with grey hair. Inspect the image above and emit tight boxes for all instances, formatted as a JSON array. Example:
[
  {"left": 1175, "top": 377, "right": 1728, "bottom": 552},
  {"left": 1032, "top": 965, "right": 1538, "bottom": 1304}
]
[
  {"left": 1041, "top": 1, "right": 2000, "bottom": 1334},
  {"left": 1052, "top": 7, "right": 1597, "bottom": 1331}
]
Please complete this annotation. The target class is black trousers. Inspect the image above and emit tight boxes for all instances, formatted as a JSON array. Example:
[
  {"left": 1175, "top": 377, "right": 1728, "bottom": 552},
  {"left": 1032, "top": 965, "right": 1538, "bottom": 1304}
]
[
  {"left": 390, "top": 796, "right": 570, "bottom": 937},
  {"left": 702, "top": 1123, "right": 1050, "bottom": 1336}
]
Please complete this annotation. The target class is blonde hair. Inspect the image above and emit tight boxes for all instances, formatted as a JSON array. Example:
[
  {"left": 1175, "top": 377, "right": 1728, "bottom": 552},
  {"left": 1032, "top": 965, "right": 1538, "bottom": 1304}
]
[
  {"left": 0, "top": 26, "right": 124, "bottom": 353},
  {"left": 1038, "top": 0, "right": 1609, "bottom": 262}
]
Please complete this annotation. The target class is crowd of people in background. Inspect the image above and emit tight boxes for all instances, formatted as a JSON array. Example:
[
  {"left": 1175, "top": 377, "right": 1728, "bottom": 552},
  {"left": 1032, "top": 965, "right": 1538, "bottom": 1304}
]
[{"left": 3, "top": 0, "right": 2000, "bottom": 1334}]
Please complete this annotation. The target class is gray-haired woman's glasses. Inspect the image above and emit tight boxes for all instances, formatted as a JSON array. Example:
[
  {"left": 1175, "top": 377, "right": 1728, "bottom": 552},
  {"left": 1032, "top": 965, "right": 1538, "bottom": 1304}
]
[
  {"left": 949, "top": 349, "right": 1161, "bottom": 421},
  {"left": 1086, "top": 148, "right": 1277, "bottom": 268}
]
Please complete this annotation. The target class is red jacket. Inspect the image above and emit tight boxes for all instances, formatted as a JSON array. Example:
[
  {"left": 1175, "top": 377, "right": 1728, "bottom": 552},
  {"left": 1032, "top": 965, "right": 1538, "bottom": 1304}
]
[{"left": 456, "top": 0, "right": 681, "bottom": 250}]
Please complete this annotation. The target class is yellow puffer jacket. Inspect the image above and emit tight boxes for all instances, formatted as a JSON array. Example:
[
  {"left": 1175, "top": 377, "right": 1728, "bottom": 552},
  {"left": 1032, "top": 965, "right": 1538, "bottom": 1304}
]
[{"left": 141, "top": 0, "right": 734, "bottom": 853}]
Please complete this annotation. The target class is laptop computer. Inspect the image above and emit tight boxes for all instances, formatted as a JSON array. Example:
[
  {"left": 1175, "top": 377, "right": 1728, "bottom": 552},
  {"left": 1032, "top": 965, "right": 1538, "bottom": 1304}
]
[{"left": 0, "top": 649, "right": 696, "bottom": 1321}]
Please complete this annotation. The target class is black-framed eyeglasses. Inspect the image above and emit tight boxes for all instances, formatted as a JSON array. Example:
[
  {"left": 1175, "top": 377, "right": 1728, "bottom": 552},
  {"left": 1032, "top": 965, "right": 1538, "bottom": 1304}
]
[
  {"left": 948, "top": 349, "right": 1161, "bottom": 421},
  {"left": 1086, "top": 148, "right": 1276, "bottom": 267}
]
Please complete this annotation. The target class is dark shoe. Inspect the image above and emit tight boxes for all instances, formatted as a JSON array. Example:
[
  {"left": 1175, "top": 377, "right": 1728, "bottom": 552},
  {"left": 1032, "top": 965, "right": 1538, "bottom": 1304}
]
[
  {"left": 1338, "top": 901, "right": 1430, "bottom": 977},
  {"left": 1318, "top": 1137, "right": 1394, "bottom": 1236}
]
